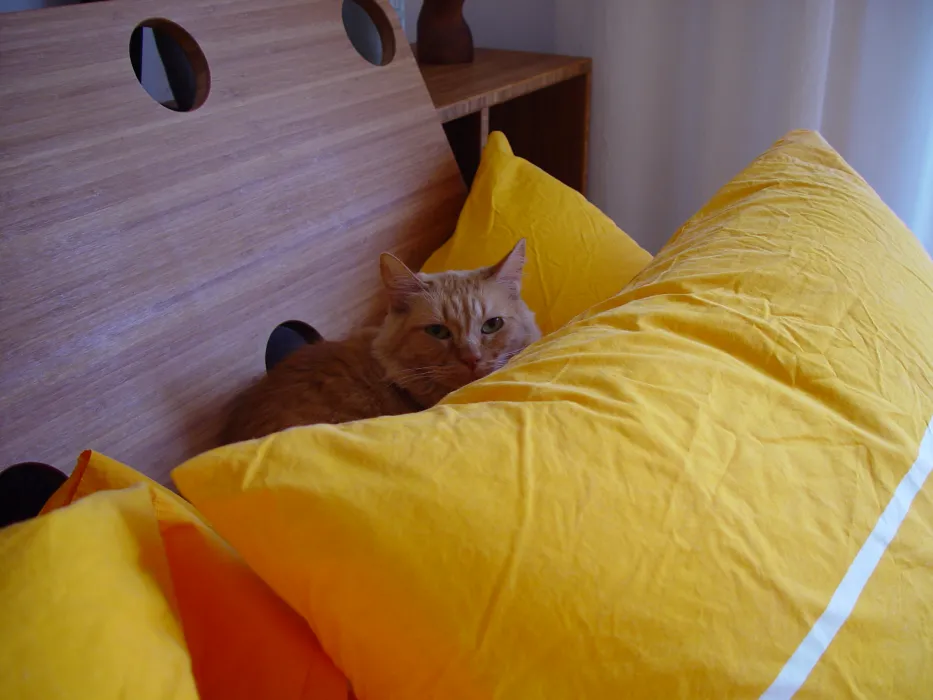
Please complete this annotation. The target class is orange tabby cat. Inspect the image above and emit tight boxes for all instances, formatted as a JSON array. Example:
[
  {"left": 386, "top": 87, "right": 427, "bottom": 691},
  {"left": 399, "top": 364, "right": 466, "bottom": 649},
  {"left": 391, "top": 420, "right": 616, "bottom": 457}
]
[{"left": 223, "top": 240, "right": 540, "bottom": 443}]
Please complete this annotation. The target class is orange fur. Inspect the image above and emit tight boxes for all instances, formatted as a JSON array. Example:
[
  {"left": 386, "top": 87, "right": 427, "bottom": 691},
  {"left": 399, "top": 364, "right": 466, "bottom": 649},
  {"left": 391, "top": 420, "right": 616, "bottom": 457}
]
[{"left": 224, "top": 241, "right": 540, "bottom": 443}]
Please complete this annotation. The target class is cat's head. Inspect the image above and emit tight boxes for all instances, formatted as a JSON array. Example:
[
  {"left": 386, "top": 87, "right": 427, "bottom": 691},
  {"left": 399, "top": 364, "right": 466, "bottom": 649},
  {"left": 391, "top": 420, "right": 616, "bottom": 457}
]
[{"left": 372, "top": 240, "right": 541, "bottom": 407}]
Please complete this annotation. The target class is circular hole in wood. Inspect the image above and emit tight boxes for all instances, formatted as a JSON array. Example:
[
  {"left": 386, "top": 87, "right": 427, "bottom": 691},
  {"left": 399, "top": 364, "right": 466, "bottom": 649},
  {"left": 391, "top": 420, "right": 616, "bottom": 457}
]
[
  {"left": 342, "top": 0, "right": 396, "bottom": 66},
  {"left": 265, "top": 321, "right": 323, "bottom": 372},
  {"left": 129, "top": 18, "right": 210, "bottom": 112},
  {"left": 0, "top": 462, "right": 68, "bottom": 529}
]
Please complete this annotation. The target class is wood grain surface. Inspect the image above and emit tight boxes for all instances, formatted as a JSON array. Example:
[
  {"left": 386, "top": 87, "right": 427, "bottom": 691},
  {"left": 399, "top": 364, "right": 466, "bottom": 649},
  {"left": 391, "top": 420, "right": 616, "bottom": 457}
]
[
  {"left": 0, "top": 0, "right": 466, "bottom": 483},
  {"left": 417, "top": 47, "right": 591, "bottom": 123}
]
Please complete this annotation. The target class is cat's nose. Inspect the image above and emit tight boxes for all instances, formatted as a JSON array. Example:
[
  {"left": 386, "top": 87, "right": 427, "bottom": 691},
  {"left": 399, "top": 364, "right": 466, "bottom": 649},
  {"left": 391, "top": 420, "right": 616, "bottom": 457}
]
[{"left": 459, "top": 351, "right": 480, "bottom": 372}]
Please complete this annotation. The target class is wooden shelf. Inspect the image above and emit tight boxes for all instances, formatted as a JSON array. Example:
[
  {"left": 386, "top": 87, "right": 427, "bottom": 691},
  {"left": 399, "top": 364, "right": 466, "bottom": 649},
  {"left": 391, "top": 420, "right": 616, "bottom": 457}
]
[
  {"left": 417, "top": 48, "right": 592, "bottom": 194},
  {"left": 418, "top": 48, "right": 591, "bottom": 122}
]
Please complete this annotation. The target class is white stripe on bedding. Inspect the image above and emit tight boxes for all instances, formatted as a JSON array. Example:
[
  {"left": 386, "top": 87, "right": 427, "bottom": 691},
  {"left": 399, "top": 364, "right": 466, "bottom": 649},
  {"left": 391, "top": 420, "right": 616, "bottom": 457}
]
[{"left": 760, "top": 417, "right": 933, "bottom": 700}]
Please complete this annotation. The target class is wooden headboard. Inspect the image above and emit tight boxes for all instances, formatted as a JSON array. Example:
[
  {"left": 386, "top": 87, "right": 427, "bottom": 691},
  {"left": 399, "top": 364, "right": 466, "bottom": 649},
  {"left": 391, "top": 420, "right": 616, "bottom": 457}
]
[{"left": 0, "top": 0, "right": 466, "bottom": 483}]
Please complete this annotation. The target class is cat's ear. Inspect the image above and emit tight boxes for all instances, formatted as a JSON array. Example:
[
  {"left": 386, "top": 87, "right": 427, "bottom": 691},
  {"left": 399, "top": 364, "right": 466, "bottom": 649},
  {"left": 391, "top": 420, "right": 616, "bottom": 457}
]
[
  {"left": 487, "top": 239, "right": 527, "bottom": 298},
  {"left": 380, "top": 253, "right": 426, "bottom": 311}
]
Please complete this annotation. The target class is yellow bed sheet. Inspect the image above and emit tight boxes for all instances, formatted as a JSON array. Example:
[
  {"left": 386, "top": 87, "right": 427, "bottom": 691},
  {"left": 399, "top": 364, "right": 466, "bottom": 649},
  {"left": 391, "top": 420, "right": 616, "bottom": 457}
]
[{"left": 174, "top": 130, "right": 933, "bottom": 698}]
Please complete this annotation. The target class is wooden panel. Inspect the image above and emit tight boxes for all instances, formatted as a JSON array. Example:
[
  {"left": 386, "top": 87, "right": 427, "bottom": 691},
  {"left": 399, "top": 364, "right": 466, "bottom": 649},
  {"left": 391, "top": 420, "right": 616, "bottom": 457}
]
[
  {"left": 0, "top": 0, "right": 466, "bottom": 483},
  {"left": 417, "top": 47, "right": 591, "bottom": 123},
  {"left": 489, "top": 74, "right": 590, "bottom": 194}
]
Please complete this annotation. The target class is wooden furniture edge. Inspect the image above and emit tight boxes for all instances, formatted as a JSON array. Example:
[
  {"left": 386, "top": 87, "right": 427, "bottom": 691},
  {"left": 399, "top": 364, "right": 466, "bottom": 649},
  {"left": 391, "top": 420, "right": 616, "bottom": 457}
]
[{"left": 415, "top": 47, "right": 592, "bottom": 123}]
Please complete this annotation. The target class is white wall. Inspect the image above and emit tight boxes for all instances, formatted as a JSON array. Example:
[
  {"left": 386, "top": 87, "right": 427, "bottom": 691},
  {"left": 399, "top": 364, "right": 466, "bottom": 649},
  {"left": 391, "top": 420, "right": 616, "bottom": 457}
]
[
  {"left": 405, "top": 0, "right": 557, "bottom": 53},
  {"left": 552, "top": 0, "right": 933, "bottom": 253},
  {"left": 405, "top": 0, "right": 932, "bottom": 254}
]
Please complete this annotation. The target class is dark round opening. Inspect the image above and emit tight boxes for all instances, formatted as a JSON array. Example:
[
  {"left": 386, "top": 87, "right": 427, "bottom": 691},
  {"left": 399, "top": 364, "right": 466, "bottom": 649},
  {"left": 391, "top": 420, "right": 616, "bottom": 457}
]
[
  {"left": 0, "top": 462, "right": 68, "bottom": 529},
  {"left": 129, "top": 18, "right": 210, "bottom": 112},
  {"left": 342, "top": 0, "right": 396, "bottom": 66},
  {"left": 265, "top": 321, "right": 323, "bottom": 372}
]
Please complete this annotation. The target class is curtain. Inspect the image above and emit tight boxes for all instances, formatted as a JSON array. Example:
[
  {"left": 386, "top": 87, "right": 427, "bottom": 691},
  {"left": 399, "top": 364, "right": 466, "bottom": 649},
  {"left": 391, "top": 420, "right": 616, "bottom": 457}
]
[{"left": 552, "top": 0, "right": 933, "bottom": 254}]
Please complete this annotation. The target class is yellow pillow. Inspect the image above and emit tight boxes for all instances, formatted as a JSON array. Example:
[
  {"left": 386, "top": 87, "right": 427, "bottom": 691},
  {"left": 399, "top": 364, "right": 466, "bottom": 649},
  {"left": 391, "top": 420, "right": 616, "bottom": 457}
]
[
  {"left": 0, "top": 486, "right": 199, "bottom": 699},
  {"left": 42, "top": 451, "right": 350, "bottom": 700},
  {"left": 422, "top": 131, "right": 651, "bottom": 335},
  {"left": 174, "top": 131, "right": 933, "bottom": 698}
]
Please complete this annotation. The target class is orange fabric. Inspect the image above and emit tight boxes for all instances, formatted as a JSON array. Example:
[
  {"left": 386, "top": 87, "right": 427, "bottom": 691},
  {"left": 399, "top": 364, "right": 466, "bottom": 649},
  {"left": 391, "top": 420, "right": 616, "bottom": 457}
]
[
  {"left": 2, "top": 486, "right": 199, "bottom": 700},
  {"left": 44, "top": 451, "right": 349, "bottom": 700}
]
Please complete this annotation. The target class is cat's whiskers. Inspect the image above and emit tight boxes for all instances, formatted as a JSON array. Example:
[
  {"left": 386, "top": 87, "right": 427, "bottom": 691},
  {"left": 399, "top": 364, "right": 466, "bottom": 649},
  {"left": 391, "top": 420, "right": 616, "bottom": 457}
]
[
  {"left": 491, "top": 348, "right": 524, "bottom": 371},
  {"left": 391, "top": 370, "right": 444, "bottom": 385},
  {"left": 391, "top": 364, "right": 467, "bottom": 392},
  {"left": 393, "top": 364, "right": 458, "bottom": 378}
]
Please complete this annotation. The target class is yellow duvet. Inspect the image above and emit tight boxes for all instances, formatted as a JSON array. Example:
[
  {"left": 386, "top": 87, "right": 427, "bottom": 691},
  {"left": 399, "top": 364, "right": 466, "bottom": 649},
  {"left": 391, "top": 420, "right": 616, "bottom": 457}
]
[
  {"left": 4, "top": 130, "right": 932, "bottom": 699},
  {"left": 173, "top": 131, "right": 933, "bottom": 698}
]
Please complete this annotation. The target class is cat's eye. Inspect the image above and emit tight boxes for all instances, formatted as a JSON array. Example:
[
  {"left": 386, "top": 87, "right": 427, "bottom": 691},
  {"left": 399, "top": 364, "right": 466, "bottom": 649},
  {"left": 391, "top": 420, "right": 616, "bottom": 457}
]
[
  {"left": 425, "top": 324, "right": 452, "bottom": 340},
  {"left": 481, "top": 317, "right": 505, "bottom": 334}
]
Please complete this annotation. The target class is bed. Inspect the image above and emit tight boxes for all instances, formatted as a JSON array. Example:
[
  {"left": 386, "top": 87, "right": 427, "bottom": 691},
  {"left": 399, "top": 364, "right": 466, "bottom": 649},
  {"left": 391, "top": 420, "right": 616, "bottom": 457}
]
[{"left": 3, "top": 2, "right": 933, "bottom": 699}]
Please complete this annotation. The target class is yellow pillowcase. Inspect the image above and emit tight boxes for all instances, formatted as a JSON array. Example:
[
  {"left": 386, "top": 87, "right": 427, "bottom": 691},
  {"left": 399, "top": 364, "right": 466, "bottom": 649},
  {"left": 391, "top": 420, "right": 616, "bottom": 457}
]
[
  {"left": 0, "top": 486, "right": 199, "bottom": 700},
  {"left": 41, "top": 451, "right": 349, "bottom": 700},
  {"left": 174, "top": 131, "right": 933, "bottom": 698},
  {"left": 422, "top": 131, "right": 651, "bottom": 335}
]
